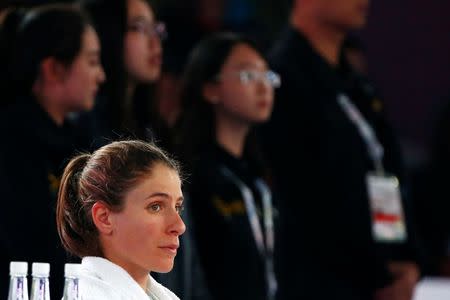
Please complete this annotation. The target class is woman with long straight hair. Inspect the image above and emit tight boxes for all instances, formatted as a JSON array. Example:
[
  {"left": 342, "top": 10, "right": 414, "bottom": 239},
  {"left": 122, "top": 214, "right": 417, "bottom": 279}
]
[
  {"left": 0, "top": 4, "right": 105, "bottom": 298},
  {"left": 80, "top": 0, "right": 172, "bottom": 150},
  {"left": 177, "top": 32, "right": 280, "bottom": 300}
]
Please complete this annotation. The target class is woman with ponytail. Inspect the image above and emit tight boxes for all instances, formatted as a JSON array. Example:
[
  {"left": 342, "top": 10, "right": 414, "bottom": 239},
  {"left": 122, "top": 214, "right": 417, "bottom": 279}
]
[
  {"left": 0, "top": 4, "right": 104, "bottom": 298},
  {"left": 56, "top": 140, "right": 185, "bottom": 300}
]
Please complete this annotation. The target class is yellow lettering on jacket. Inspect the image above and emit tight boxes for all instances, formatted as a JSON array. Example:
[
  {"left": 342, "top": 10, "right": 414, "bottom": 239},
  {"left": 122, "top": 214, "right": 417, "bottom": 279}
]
[
  {"left": 48, "top": 173, "right": 61, "bottom": 195},
  {"left": 372, "top": 98, "right": 383, "bottom": 113},
  {"left": 213, "top": 196, "right": 246, "bottom": 217}
]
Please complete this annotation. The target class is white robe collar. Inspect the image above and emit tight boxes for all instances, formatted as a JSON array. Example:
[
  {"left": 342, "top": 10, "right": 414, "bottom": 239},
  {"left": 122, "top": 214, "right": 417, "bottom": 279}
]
[{"left": 81, "top": 256, "right": 178, "bottom": 300}]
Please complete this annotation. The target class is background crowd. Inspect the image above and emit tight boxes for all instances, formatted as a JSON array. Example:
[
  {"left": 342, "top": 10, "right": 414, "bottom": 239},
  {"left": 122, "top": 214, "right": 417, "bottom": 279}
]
[{"left": 0, "top": 0, "right": 449, "bottom": 299}]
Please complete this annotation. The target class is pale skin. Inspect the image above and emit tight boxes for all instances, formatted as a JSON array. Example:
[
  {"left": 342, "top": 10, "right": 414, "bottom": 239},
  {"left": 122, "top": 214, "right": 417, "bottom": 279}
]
[
  {"left": 91, "top": 163, "right": 186, "bottom": 290},
  {"left": 290, "top": 1, "right": 420, "bottom": 299},
  {"left": 32, "top": 26, "right": 105, "bottom": 126},
  {"left": 203, "top": 44, "right": 274, "bottom": 158},
  {"left": 124, "top": 0, "right": 162, "bottom": 106}
]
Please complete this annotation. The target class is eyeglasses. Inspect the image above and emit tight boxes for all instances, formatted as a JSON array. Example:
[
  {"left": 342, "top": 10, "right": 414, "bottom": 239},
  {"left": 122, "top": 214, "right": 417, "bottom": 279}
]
[
  {"left": 127, "top": 21, "right": 167, "bottom": 40},
  {"left": 217, "top": 70, "right": 281, "bottom": 88}
]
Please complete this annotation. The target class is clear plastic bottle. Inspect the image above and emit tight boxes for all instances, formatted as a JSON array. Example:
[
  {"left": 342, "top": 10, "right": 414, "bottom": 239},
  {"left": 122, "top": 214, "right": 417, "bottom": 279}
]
[
  {"left": 7, "top": 261, "right": 29, "bottom": 300},
  {"left": 62, "top": 263, "right": 82, "bottom": 300},
  {"left": 30, "top": 263, "right": 50, "bottom": 300}
]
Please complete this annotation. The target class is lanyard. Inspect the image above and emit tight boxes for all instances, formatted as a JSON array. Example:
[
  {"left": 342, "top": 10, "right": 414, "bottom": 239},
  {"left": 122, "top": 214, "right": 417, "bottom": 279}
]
[
  {"left": 220, "top": 165, "right": 277, "bottom": 300},
  {"left": 337, "top": 94, "right": 385, "bottom": 175}
]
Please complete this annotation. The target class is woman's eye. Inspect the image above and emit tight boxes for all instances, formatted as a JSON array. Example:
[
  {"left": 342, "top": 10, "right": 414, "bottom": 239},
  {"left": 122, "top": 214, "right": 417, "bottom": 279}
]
[
  {"left": 128, "top": 22, "right": 144, "bottom": 32},
  {"left": 149, "top": 203, "right": 161, "bottom": 212},
  {"left": 89, "top": 59, "right": 99, "bottom": 67},
  {"left": 176, "top": 204, "right": 184, "bottom": 215}
]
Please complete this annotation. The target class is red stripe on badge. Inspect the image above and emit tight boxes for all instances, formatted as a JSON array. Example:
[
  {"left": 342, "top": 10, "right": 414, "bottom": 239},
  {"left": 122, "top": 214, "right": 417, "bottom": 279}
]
[{"left": 374, "top": 212, "right": 400, "bottom": 222}]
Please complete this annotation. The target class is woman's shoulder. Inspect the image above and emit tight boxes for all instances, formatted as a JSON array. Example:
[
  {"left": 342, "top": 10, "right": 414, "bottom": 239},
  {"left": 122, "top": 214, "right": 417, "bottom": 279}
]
[
  {"left": 79, "top": 271, "right": 124, "bottom": 300},
  {"left": 78, "top": 257, "right": 179, "bottom": 300},
  {"left": 79, "top": 257, "right": 146, "bottom": 300}
]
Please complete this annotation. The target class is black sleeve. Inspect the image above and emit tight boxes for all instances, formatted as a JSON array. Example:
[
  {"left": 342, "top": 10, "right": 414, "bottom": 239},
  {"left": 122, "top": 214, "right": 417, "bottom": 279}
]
[{"left": 263, "top": 62, "right": 392, "bottom": 299}]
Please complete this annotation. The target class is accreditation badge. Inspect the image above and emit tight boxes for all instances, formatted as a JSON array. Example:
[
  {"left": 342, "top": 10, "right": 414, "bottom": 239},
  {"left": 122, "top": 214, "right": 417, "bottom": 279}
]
[{"left": 366, "top": 173, "right": 407, "bottom": 242}]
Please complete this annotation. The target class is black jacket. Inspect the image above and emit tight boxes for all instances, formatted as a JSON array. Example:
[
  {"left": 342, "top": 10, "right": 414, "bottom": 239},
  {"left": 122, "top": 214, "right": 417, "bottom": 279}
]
[
  {"left": 264, "top": 26, "right": 419, "bottom": 300},
  {"left": 187, "top": 143, "right": 275, "bottom": 300},
  {"left": 0, "top": 97, "right": 90, "bottom": 299}
]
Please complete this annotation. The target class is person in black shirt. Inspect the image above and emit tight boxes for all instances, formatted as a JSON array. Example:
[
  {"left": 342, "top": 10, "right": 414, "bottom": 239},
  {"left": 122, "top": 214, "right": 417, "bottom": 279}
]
[
  {"left": 0, "top": 5, "right": 105, "bottom": 298},
  {"left": 420, "top": 93, "right": 450, "bottom": 276},
  {"left": 264, "top": 1, "right": 420, "bottom": 299},
  {"left": 80, "top": 3, "right": 212, "bottom": 298},
  {"left": 79, "top": 0, "right": 172, "bottom": 151},
  {"left": 177, "top": 32, "right": 280, "bottom": 300}
]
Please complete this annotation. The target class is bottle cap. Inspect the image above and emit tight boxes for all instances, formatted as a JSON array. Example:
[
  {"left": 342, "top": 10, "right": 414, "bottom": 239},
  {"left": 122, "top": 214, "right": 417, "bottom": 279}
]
[
  {"left": 9, "top": 261, "right": 27, "bottom": 276},
  {"left": 64, "top": 263, "right": 82, "bottom": 277},
  {"left": 32, "top": 262, "right": 50, "bottom": 277}
]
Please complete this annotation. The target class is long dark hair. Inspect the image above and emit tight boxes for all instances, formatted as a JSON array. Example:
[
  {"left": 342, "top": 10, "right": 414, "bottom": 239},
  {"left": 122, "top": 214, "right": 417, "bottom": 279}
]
[
  {"left": 0, "top": 7, "right": 26, "bottom": 107},
  {"left": 82, "top": 0, "right": 168, "bottom": 144},
  {"left": 177, "top": 32, "right": 268, "bottom": 176},
  {"left": 11, "top": 4, "right": 91, "bottom": 97}
]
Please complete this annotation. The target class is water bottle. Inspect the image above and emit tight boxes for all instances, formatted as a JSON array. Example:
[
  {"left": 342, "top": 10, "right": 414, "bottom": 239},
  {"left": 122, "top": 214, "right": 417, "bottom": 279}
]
[
  {"left": 7, "top": 261, "right": 29, "bottom": 300},
  {"left": 62, "top": 263, "right": 82, "bottom": 300},
  {"left": 30, "top": 263, "right": 50, "bottom": 300}
]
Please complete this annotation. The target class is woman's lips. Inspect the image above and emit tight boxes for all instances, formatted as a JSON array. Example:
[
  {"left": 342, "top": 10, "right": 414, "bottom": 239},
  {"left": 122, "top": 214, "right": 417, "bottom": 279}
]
[
  {"left": 159, "top": 244, "right": 179, "bottom": 255},
  {"left": 257, "top": 99, "right": 272, "bottom": 109}
]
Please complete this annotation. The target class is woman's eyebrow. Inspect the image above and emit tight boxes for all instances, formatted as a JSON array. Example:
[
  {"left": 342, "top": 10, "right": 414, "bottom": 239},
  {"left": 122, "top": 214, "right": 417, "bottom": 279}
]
[
  {"left": 128, "top": 15, "right": 153, "bottom": 23},
  {"left": 230, "top": 62, "right": 267, "bottom": 69},
  {"left": 145, "top": 193, "right": 184, "bottom": 203},
  {"left": 145, "top": 192, "right": 170, "bottom": 200}
]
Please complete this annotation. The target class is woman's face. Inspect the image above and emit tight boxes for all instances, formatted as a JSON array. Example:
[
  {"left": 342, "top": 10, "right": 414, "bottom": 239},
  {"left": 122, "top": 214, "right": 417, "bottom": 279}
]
[
  {"left": 124, "top": 0, "right": 162, "bottom": 84},
  {"left": 61, "top": 26, "right": 105, "bottom": 112},
  {"left": 107, "top": 163, "right": 185, "bottom": 274},
  {"left": 210, "top": 43, "right": 275, "bottom": 125}
]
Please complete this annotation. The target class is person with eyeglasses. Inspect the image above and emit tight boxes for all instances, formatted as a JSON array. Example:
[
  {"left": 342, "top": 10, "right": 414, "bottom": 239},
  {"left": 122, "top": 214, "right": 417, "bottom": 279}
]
[
  {"left": 78, "top": 0, "right": 173, "bottom": 152},
  {"left": 78, "top": 2, "right": 212, "bottom": 300},
  {"left": 176, "top": 32, "right": 280, "bottom": 300},
  {"left": 264, "top": 0, "right": 421, "bottom": 299}
]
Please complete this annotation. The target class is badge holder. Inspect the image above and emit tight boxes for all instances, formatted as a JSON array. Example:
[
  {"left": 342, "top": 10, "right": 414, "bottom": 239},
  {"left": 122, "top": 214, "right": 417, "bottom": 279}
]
[
  {"left": 366, "top": 172, "right": 407, "bottom": 242},
  {"left": 338, "top": 94, "right": 408, "bottom": 243}
]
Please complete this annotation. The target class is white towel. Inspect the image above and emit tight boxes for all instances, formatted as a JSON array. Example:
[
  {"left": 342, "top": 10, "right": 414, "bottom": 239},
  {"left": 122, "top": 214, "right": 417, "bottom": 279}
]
[{"left": 79, "top": 256, "right": 179, "bottom": 300}]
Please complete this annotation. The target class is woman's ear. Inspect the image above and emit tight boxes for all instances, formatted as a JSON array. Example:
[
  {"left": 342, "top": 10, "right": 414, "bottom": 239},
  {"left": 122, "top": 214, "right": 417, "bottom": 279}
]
[
  {"left": 39, "top": 57, "right": 68, "bottom": 84},
  {"left": 91, "top": 201, "right": 114, "bottom": 235},
  {"left": 202, "top": 82, "right": 220, "bottom": 104}
]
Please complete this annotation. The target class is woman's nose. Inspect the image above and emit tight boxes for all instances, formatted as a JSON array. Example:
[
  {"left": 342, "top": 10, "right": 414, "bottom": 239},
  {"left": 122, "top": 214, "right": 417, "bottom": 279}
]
[{"left": 169, "top": 210, "right": 186, "bottom": 236}]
